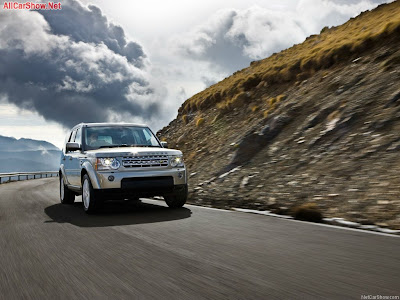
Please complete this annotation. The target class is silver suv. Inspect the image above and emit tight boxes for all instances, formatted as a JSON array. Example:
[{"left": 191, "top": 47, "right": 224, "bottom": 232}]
[{"left": 59, "top": 123, "right": 187, "bottom": 213}]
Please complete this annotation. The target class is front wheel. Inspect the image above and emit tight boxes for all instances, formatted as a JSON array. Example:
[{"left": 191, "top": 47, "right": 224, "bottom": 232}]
[
  {"left": 82, "top": 174, "right": 101, "bottom": 214},
  {"left": 164, "top": 185, "right": 188, "bottom": 208},
  {"left": 60, "top": 174, "right": 75, "bottom": 204}
]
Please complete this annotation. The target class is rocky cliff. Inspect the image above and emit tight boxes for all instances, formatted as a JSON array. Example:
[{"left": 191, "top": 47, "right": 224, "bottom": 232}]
[{"left": 158, "top": 1, "right": 400, "bottom": 229}]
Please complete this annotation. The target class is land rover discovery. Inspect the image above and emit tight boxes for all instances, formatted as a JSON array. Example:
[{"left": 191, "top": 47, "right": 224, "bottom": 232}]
[{"left": 59, "top": 123, "right": 187, "bottom": 213}]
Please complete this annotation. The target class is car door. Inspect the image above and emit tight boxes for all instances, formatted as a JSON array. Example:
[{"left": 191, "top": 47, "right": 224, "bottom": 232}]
[
  {"left": 68, "top": 127, "right": 83, "bottom": 187},
  {"left": 63, "top": 129, "right": 76, "bottom": 185}
]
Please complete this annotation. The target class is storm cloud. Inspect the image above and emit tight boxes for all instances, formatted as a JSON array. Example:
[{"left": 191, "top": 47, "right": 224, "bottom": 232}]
[
  {"left": 38, "top": 1, "right": 146, "bottom": 68},
  {"left": 172, "top": 0, "right": 388, "bottom": 74},
  {"left": 0, "top": 0, "right": 160, "bottom": 129}
]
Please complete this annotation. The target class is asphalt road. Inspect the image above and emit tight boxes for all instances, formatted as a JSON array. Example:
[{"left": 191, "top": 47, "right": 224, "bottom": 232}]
[{"left": 0, "top": 178, "right": 399, "bottom": 299}]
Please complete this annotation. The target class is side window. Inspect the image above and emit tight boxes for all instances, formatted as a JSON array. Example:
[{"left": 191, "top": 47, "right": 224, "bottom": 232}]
[
  {"left": 70, "top": 130, "right": 77, "bottom": 143},
  {"left": 74, "top": 127, "right": 82, "bottom": 144},
  {"left": 67, "top": 131, "right": 74, "bottom": 143},
  {"left": 66, "top": 130, "right": 77, "bottom": 153}
]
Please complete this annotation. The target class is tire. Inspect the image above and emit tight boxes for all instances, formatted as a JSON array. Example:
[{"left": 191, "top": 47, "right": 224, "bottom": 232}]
[
  {"left": 82, "top": 174, "right": 101, "bottom": 214},
  {"left": 164, "top": 185, "right": 188, "bottom": 208},
  {"left": 60, "top": 174, "right": 75, "bottom": 204}
]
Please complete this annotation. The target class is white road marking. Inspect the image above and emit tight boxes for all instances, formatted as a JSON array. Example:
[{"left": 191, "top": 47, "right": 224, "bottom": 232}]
[{"left": 143, "top": 198, "right": 400, "bottom": 238}]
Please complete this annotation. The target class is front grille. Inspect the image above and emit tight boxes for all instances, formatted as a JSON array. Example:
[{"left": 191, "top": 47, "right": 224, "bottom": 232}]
[{"left": 122, "top": 155, "right": 169, "bottom": 168}]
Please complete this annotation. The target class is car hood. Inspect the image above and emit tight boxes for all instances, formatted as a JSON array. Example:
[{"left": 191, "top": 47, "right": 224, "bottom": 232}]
[{"left": 85, "top": 147, "right": 182, "bottom": 158}]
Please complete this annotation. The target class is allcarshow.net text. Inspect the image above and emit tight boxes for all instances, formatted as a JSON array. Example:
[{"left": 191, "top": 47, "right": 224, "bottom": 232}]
[{"left": 3, "top": 2, "right": 61, "bottom": 10}]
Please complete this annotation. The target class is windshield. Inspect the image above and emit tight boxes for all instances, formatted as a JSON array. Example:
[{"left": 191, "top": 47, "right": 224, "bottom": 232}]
[{"left": 83, "top": 126, "right": 161, "bottom": 150}]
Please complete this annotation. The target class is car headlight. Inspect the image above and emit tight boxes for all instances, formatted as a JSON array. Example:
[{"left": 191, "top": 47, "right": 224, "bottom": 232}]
[
  {"left": 170, "top": 155, "right": 184, "bottom": 167},
  {"left": 96, "top": 158, "right": 120, "bottom": 170}
]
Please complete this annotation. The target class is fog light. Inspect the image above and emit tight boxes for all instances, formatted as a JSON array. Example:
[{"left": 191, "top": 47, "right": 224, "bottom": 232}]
[
  {"left": 178, "top": 172, "right": 183, "bottom": 179},
  {"left": 108, "top": 175, "right": 115, "bottom": 182}
]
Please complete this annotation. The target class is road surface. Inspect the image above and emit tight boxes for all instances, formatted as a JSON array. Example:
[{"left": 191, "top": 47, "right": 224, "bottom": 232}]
[{"left": 0, "top": 178, "right": 399, "bottom": 299}]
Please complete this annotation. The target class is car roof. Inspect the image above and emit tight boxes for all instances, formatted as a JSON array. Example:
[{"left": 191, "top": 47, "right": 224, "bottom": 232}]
[{"left": 72, "top": 123, "right": 149, "bottom": 130}]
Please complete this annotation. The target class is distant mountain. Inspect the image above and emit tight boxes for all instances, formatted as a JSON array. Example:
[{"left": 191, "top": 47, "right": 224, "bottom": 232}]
[
  {"left": 0, "top": 135, "right": 61, "bottom": 173},
  {"left": 0, "top": 135, "right": 59, "bottom": 151}
]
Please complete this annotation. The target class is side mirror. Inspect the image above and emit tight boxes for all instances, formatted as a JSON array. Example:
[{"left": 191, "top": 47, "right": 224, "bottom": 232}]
[
  {"left": 161, "top": 141, "right": 168, "bottom": 148},
  {"left": 66, "top": 142, "right": 81, "bottom": 152}
]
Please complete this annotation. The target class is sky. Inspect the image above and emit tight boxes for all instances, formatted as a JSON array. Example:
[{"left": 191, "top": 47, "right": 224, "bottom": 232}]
[{"left": 0, "top": 0, "right": 391, "bottom": 148}]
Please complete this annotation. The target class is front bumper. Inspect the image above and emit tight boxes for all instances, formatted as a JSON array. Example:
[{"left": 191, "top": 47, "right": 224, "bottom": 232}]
[
  {"left": 93, "top": 184, "right": 187, "bottom": 200},
  {"left": 94, "top": 168, "right": 187, "bottom": 189}
]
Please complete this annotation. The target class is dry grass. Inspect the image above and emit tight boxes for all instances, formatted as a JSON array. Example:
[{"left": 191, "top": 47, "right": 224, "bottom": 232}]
[
  {"left": 327, "top": 110, "right": 341, "bottom": 121},
  {"left": 276, "top": 94, "right": 287, "bottom": 102},
  {"left": 230, "top": 92, "right": 248, "bottom": 108},
  {"left": 196, "top": 117, "right": 205, "bottom": 127},
  {"left": 179, "top": 1, "right": 400, "bottom": 115},
  {"left": 268, "top": 97, "right": 277, "bottom": 106},
  {"left": 381, "top": 52, "right": 400, "bottom": 70}
]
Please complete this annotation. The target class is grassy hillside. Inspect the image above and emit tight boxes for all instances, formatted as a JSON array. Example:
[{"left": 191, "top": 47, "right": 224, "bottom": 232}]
[
  {"left": 178, "top": 1, "right": 400, "bottom": 116},
  {"left": 159, "top": 1, "right": 400, "bottom": 230}
]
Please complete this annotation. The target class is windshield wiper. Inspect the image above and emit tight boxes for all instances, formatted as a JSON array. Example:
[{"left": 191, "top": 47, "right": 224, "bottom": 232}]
[
  {"left": 98, "top": 144, "right": 129, "bottom": 149},
  {"left": 131, "top": 145, "right": 161, "bottom": 148}
]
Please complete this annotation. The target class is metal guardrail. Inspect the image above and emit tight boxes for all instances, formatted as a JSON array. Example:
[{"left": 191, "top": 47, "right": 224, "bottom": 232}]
[{"left": 0, "top": 171, "right": 59, "bottom": 184}]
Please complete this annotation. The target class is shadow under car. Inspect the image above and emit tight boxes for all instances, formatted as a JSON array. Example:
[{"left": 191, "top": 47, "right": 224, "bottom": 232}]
[{"left": 44, "top": 199, "right": 192, "bottom": 228}]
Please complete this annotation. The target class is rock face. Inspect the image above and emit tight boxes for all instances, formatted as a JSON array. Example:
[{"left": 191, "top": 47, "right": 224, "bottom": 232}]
[
  {"left": 158, "top": 4, "right": 400, "bottom": 230},
  {"left": 231, "top": 114, "right": 292, "bottom": 167}
]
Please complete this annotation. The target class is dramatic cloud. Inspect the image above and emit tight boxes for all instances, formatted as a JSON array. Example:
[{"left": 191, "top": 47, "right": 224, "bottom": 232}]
[
  {"left": 0, "top": 0, "right": 392, "bottom": 137},
  {"left": 0, "top": 0, "right": 161, "bottom": 129},
  {"left": 172, "top": 0, "right": 389, "bottom": 74},
  {"left": 38, "top": 1, "right": 146, "bottom": 68}
]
